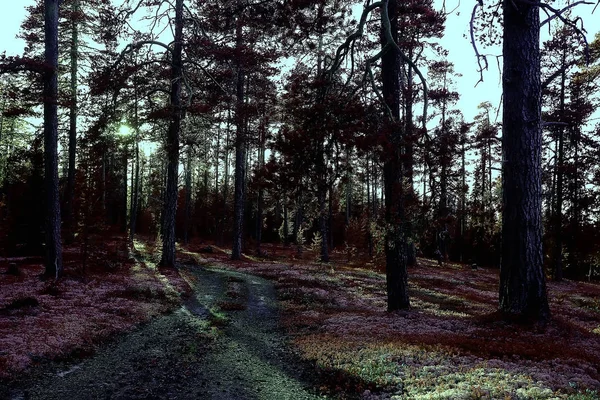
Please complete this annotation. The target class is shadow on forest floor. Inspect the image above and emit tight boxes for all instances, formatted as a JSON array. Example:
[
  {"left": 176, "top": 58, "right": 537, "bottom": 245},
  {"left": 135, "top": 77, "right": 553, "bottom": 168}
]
[{"left": 181, "top": 241, "right": 600, "bottom": 400}]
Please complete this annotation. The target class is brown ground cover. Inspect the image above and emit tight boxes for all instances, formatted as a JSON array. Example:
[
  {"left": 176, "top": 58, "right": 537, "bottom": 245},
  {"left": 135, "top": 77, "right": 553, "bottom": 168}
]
[
  {"left": 2, "top": 237, "right": 600, "bottom": 399},
  {"left": 0, "top": 234, "right": 190, "bottom": 379},
  {"left": 198, "top": 242, "right": 600, "bottom": 399}
]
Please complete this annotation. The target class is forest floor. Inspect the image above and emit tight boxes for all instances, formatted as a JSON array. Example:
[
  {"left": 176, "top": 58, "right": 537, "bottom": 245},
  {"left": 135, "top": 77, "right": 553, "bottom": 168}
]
[
  {"left": 1, "top": 237, "right": 600, "bottom": 399},
  {"left": 0, "top": 236, "right": 323, "bottom": 399}
]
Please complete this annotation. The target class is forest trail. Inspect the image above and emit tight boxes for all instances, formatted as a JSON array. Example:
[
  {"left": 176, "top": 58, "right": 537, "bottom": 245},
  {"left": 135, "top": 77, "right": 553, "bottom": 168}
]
[{"left": 2, "top": 264, "right": 325, "bottom": 400}]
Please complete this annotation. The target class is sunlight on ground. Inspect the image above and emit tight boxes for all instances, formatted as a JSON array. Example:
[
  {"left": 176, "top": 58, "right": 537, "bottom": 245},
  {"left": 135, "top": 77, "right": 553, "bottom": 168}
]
[{"left": 177, "top": 244, "right": 600, "bottom": 400}]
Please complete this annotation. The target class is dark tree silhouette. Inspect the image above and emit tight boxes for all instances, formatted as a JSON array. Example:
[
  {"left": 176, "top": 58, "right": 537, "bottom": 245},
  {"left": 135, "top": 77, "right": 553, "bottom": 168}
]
[
  {"left": 499, "top": 1, "right": 549, "bottom": 320},
  {"left": 160, "top": 0, "right": 184, "bottom": 267},
  {"left": 382, "top": 0, "right": 409, "bottom": 311},
  {"left": 43, "top": 0, "right": 64, "bottom": 279}
]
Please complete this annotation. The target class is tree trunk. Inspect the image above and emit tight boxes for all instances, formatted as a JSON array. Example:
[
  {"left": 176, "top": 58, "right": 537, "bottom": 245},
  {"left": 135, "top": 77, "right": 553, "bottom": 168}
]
[
  {"left": 318, "top": 187, "right": 329, "bottom": 262},
  {"left": 382, "top": 0, "right": 409, "bottom": 311},
  {"left": 129, "top": 81, "right": 140, "bottom": 245},
  {"left": 404, "top": 55, "right": 414, "bottom": 186},
  {"left": 328, "top": 185, "right": 333, "bottom": 251},
  {"left": 64, "top": 0, "right": 79, "bottom": 244},
  {"left": 184, "top": 147, "right": 192, "bottom": 245},
  {"left": 43, "top": 0, "right": 63, "bottom": 279},
  {"left": 437, "top": 76, "right": 449, "bottom": 262},
  {"left": 569, "top": 136, "right": 580, "bottom": 271},
  {"left": 315, "top": 18, "right": 329, "bottom": 263},
  {"left": 459, "top": 134, "right": 466, "bottom": 262},
  {"left": 499, "top": 1, "right": 549, "bottom": 320},
  {"left": 231, "top": 10, "right": 246, "bottom": 260},
  {"left": 283, "top": 201, "right": 289, "bottom": 246},
  {"left": 102, "top": 150, "right": 106, "bottom": 213},
  {"left": 293, "top": 194, "right": 304, "bottom": 245},
  {"left": 256, "top": 125, "right": 265, "bottom": 255},
  {"left": 552, "top": 56, "right": 566, "bottom": 282},
  {"left": 121, "top": 150, "right": 128, "bottom": 233},
  {"left": 160, "top": 0, "right": 184, "bottom": 267}
]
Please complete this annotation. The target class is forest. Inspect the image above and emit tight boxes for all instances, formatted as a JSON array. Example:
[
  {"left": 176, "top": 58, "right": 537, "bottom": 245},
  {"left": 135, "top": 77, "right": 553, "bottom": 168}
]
[{"left": 1, "top": 0, "right": 600, "bottom": 398}]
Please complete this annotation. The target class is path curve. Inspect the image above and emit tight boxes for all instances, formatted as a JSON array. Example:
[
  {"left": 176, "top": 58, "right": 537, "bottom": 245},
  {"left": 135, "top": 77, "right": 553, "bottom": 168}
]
[{"left": 1, "top": 264, "right": 326, "bottom": 400}]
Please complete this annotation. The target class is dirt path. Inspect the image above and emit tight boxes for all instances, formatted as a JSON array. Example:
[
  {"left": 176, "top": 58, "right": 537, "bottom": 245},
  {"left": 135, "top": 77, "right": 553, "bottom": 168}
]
[{"left": 1, "top": 265, "right": 326, "bottom": 400}]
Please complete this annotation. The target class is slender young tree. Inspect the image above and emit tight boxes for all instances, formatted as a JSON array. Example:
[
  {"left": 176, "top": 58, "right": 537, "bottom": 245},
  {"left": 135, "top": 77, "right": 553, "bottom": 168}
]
[
  {"left": 231, "top": 2, "right": 246, "bottom": 260},
  {"left": 64, "top": 0, "right": 80, "bottom": 243}
]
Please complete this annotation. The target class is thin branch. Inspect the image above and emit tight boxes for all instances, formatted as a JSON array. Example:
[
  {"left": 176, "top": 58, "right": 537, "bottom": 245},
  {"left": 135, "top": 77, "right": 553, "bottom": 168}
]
[
  {"left": 183, "top": 59, "right": 230, "bottom": 97},
  {"left": 542, "top": 121, "right": 569, "bottom": 128},
  {"left": 111, "top": 40, "right": 173, "bottom": 70},
  {"left": 540, "top": 1, "right": 593, "bottom": 26},
  {"left": 469, "top": 2, "right": 488, "bottom": 86},
  {"left": 518, "top": 0, "right": 591, "bottom": 63},
  {"left": 542, "top": 59, "right": 578, "bottom": 90}
]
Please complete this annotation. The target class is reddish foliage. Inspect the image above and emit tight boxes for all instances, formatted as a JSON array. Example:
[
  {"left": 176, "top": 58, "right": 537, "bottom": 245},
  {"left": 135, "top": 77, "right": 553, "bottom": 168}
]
[
  {"left": 180, "top": 243, "right": 600, "bottom": 394},
  {"left": 0, "top": 235, "right": 190, "bottom": 379}
]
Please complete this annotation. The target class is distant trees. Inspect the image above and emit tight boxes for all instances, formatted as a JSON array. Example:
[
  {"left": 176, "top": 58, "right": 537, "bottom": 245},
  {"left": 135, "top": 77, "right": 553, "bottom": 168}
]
[
  {"left": 0, "top": 0, "right": 599, "bottom": 314},
  {"left": 542, "top": 29, "right": 600, "bottom": 281}
]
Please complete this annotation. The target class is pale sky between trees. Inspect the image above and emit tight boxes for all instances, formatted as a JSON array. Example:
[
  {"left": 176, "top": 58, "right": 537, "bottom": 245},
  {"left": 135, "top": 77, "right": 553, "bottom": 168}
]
[{"left": 0, "top": 0, "right": 598, "bottom": 123}]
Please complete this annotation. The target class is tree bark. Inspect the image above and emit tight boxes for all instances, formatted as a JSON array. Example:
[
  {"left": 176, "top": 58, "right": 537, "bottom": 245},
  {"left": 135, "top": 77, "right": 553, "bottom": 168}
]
[
  {"left": 121, "top": 150, "right": 128, "bottom": 233},
  {"left": 160, "top": 0, "right": 184, "bottom": 267},
  {"left": 183, "top": 146, "right": 192, "bottom": 244},
  {"left": 231, "top": 9, "right": 246, "bottom": 260},
  {"left": 129, "top": 79, "right": 140, "bottom": 245},
  {"left": 318, "top": 187, "right": 329, "bottom": 262},
  {"left": 64, "top": 0, "right": 79, "bottom": 244},
  {"left": 382, "top": 0, "right": 409, "bottom": 311},
  {"left": 552, "top": 53, "right": 567, "bottom": 282},
  {"left": 256, "top": 123, "right": 265, "bottom": 255},
  {"left": 283, "top": 201, "right": 289, "bottom": 246},
  {"left": 499, "top": 1, "right": 549, "bottom": 320},
  {"left": 43, "top": 0, "right": 64, "bottom": 279}
]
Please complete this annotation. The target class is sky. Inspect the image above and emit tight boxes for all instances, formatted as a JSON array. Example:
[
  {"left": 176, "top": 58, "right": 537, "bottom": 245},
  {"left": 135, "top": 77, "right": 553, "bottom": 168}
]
[{"left": 1, "top": 0, "right": 599, "bottom": 123}]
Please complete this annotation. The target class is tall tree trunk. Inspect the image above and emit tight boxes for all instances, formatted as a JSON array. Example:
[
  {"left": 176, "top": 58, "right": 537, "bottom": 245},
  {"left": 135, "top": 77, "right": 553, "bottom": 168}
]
[
  {"left": 569, "top": 136, "right": 580, "bottom": 271},
  {"left": 315, "top": 18, "right": 329, "bottom": 263},
  {"left": 219, "top": 117, "right": 231, "bottom": 246},
  {"left": 437, "top": 74, "right": 449, "bottom": 262},
  {"left": 328, "top": 185, "right": 333, "bottom": 251},
  {"left": 122, "top": 150, "right": 128, "bottom": 233},
  {"left": 459, "top": 134, "right": 466, "bottom": 262},
  {"left": 0, "top": 90, "right": 5, "bottom": 186},
  {"left": 283, "top": 201, "right": 289, "bottom": 246},
  {"left": 366, "top": 155, "right": 373, "bottom": 257},
  {"left": 231, "top": 10, "right": 246, "bottom": 260},
  {"left": 552, "top": 55, "right": 567, "bottom": 281},
  {"left": 184, "top": 146, "right": 192, "bottom": 245},
  {"left": 102, "top": 150, "right": 106, "bottom": 213},
  {"left": 64, "top": 0, "right": 79, "bottom": 243},
  {"left": 293, "top": 194, "right": 304, "bottom": 245},
  {"left": 404, "top": 54, "right": 414, "bottom": 186},
  {"left": 318, "top": 187, "right": 329, "bottom": 262},
  {"left": 256, "top": 124, "right": 265, "bottom": 255},
  {"left": 382, "top": 0, "right": 409, "bottom": 311},
  {"left": 129, "top": 80, "right": 140, "bottom": 245},
  {"left": 43, "top": 0, "right": 63, "bottom": 279},
  {"left": 160, "top": 0, "right": 183, "bottom": 267},
  {"left": 499, "top": 1, "right": 549, "bottom": 320}
]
